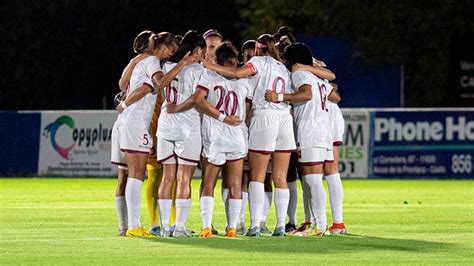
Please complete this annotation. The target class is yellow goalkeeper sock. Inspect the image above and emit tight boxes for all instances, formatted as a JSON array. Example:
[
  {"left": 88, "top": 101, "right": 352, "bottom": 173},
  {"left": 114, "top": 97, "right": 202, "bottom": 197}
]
[
  {"left": 146, "top": 164, "right": 162, "bottom": 227},
  {"left": 170, "top": 180, "right": 177, "bottom": 225}
]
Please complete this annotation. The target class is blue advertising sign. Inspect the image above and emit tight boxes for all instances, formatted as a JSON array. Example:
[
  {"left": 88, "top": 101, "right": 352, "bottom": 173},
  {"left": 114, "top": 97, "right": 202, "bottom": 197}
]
[{"left": 369, "top": 110, "right": 474, "bottom": 178}]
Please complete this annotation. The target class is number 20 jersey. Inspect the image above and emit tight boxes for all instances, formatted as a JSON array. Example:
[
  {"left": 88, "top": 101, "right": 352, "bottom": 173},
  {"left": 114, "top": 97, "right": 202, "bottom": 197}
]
[{"left": 197, "top": 69, "right": 252, "bottom": 153}]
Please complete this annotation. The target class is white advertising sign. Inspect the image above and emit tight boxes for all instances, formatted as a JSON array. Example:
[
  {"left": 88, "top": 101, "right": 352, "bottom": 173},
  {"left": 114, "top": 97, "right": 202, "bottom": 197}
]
[
  {"left": 39, "top": 111, "right": 118, "bottom": 176},
  {"left": 339, "top": 109, "right": 370, "bottom": 178}
]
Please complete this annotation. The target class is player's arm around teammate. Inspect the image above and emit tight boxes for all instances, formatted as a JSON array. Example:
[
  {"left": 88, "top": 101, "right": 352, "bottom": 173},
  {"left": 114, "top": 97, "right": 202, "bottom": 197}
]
[
  {"left": 116, "top": 32, "right": 180, "bottom": 238},
  {"left": 205, "top": 34, "right": 296, "bottom": 237},
  {"left": 112, "top": 30, "right": 152, "bottom": 236},
  {"left": 267, "top": 43, "right": 338, "bottom": 236}
]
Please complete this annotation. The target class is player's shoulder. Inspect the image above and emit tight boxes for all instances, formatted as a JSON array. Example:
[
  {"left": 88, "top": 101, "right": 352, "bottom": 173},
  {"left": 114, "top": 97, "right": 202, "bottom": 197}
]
[
  {"left": 141, "top": 55, "right": 160, "bottom": 66},
  {"left": 292, "top": 69, "right": 312, "bottom": 80},
  {"left": 162, "top": 61, "right": 176, "bottom": 71}
]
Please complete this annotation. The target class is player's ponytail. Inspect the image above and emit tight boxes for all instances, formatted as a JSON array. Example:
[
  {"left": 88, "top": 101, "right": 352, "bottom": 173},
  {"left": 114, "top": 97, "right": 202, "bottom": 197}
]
[
  {"left": 256, "top": 34, "right": 282, "bottom": 62},
  {"left": 133, "top": 30, "right": 154, "bottom": 54}
]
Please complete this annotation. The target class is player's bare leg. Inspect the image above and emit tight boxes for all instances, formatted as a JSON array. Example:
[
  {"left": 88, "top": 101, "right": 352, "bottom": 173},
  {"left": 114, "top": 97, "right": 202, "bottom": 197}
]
[
  {"left": 246, "top": 151, "right": 271, "bottom": 236},
  {"left": 302, "top": 163, "right": 329, "bottom": 236},
  {"left": 324, "top": 145, "right": 346, "bottom": 234},
  {"left": 115, "top": 167, "right": 128, "bottom": 236},
  {"left": 270, "top": 152, "right": 291, "bottom": 236},
  {"left": 224, "top": 159, "right": 243, "bottom": 237},
  {"left": 286, "top": 152, "right": 299, "bottom": 232},
  {"left": 173, "top": 163, "right": 196, "bottom": 237},
  {"left": 199, "top": 162, "right": 221, "bottom": 238},
  {"left": 123, "top": 152, "right": 154, "bottom": 238},
  {"left": 237, "top": 168, "right": 249, "bottom": 235},
  {"left": 146, "top": 164, "right": 162, "bottom": 235},
  {"left": 260, "top": 173, "right": 273, "bottom": 234},
  {"left": 158, "top": 162, "right": 177, "bottom": 236}
]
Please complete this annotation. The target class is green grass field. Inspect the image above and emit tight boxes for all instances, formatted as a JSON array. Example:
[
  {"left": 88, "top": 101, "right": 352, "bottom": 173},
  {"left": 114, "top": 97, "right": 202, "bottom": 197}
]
[{"left": 0, "top": 178, "right": 473, "bottom": 265}]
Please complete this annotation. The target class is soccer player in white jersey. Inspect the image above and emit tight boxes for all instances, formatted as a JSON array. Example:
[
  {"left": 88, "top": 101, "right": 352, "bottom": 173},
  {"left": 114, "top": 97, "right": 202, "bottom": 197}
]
[
  {"left": 325, "top": 88, "right": 347, "bottom": 234},
  {"left": 168, "top": 42, "right": 251, "bottom": 237},
  {"left": 156, "top": 31, "right": 241, "bottom": 237},
  {"left": 204, "top": 34, "right": 297, "bottom": 237},
  {"left": 112, "top": 30, "right": 150, "bottom": 236},
  {"left": 266, "top": 43, "right": 340, "bottom": 236},
  {"left": 112, "top": 32, "right": 189, "bottom": 238}
]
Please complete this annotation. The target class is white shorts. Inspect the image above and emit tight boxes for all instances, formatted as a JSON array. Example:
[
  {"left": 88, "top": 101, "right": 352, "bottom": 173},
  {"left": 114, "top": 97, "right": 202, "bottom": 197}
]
[
  {"left": 298, "top": 147, "right": 334, "bottom": 166},
  {"left": 157, "top": 136, "right": 201, "bottom": 166},
  {"left": 248, "top": 110, "right": 296, "bottom": 153},
  {"left": 331, "top": 119, "right": 345, "bottom": 146},
  {"left": 202, "top": 148, "right": 246, "bottom": 166},
  {"left": 110, "top": 121, "right": 126, "bottom": 168},
  {"left": 119, "top": 125, "right": 152, "bottom": 154}
]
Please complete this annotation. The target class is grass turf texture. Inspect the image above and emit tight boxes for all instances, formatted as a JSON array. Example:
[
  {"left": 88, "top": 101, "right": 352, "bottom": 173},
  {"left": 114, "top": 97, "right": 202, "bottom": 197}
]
[{"left": 0, "top": 178, "right": 473, "bottom": 265}]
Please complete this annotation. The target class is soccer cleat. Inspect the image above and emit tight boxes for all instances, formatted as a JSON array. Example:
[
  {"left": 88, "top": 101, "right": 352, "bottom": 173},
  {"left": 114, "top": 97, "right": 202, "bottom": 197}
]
[
  {"left": 211, "top": 224, "right": 219, "bottom": 235},
  {"left": 305, "top": 227, "right": 330, "bottom": 237},
  {"left": 236, "top": 222, "right": 247, "bottom": 235},
  {"left": 160, "top": 226, "right": 172, "bottom": 237},
  {"left": 329, "top": 223, "right": 347, "bottom": 234},
  {"left": 173, "top": 228, "right": 193, "bottom": 237},
  {"left": 293, "top": 226, "right": 313, "bottom": 237},
  {"left": 272, "top": 226, "right": 286, "bottom": 237},
  {"left": 259, "top": 222, "right": 271, "bottom": 234},
  {"left": 245, "top": 226, "right": 261, "bottom": 237},
  {"left": 198, "top": 227, "right": 213, "bottom": 238},
  {"left": 290, "top": 222, "right": 312, "bottom": 235},
  {"left": 118, "top": 228, "right": 127, "bottom": 237},
  {"left": 126, "top": 227, "right": 156, "bottom": 238},
  {"left": 285, "top": 223, "right": 297, "bottom": 233},
  {"left": 225, "top": 228, "right": 237, "bottom": 237},
  {"left": 149, "top": 226, "right": 161, "bottom": 236}
]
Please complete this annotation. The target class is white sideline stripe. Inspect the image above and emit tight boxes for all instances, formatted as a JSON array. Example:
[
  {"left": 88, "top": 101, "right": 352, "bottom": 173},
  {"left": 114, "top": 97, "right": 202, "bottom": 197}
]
[{"left": 0, "top": 237, "right": 119, "bottom": 243}]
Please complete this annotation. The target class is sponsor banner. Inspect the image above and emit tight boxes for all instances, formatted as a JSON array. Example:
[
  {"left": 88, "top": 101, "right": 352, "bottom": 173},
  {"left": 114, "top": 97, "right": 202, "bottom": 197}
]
[
  {"left": 39, "top": 111, "right": 117, "bottom": 176},
  {"left": 339, "top": 110, "right": 370, "bottom": 178},
  {"left": 369, "top": 110, "right": 474, "bottom": 178}
]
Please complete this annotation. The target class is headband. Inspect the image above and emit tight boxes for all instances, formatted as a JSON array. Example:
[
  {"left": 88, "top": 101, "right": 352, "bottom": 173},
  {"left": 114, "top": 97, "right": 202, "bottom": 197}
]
[{"left": 256, "top": 42, "right": 267, "bottom": 49}]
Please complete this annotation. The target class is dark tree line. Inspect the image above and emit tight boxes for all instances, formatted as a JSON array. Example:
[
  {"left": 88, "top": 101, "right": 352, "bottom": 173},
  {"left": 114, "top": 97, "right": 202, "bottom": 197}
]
[
  {"left": 237, "top": 0, "right": 474, "bottom": 107},
  {"left": 0, "top": 0, "right": 243, "bottom": 110},
  {"left": 1, "top": 0, "right": 472, "bottom": 110}
]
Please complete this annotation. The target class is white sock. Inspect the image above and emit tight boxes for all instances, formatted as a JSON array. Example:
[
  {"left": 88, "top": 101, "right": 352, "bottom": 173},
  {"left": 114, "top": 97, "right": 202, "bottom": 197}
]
[
  {"left": 221, "top": 188, "right": 229, "bottom": 226},
  {"left": 287, "top": 181, "right": 298, "bottom": 225},
  {"left": 228, "top": 199, "right": 242, "bottom": 229},
  {"left": 158, "top": 199, "right": 172, "bottom": 228},
  {"left": 175, "top": 199, "right": 192, "bottom": 230},
  {"left": 325, "top": 173, "right": 344, "bottom": 224},
  {"left": 249, "top": 181, "right": 264, "bottom": 228},
  {"left": 239, "top": 191, "right": 248, "bottom": 224},
  {"left": 200, "top": 196, "right": 214, "bottom": 228},
  {"left": 301, "top": 176, "right": 312, "bottom": 223},
  {"left": 304, "top": 174, "right": 327, "bottom": 229},
  {"left": 261, "top": 191, "right": 272, "bottom": 223},
  {"left": 115, "top": 196, "right": 127, "bottom": 230},
  {"left": 125, "top": 178, "right": 143, "bottom": 229},
  {"left": 274, "top": 188, "right": 290, "bottom": 228}
]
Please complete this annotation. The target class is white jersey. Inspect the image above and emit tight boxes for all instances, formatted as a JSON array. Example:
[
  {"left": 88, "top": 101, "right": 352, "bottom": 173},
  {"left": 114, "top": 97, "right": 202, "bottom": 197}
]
[
  {"left": 327, "top": 101, "right": 344, "bottom": 121},
  {"left": 292, "top": 70, "right": 332, "bottom": 150},
  {"left": 246, "top": 56, "right": 292, "bottom": 111},
  {"left": 118, "top": 55, "right": 161, "bottom": 128},
  {"left": 198, "top": 69, "right": 252, "bottom": 153},
  {"left": 157, "top": 62, "right": 204, "bottom": 140}
]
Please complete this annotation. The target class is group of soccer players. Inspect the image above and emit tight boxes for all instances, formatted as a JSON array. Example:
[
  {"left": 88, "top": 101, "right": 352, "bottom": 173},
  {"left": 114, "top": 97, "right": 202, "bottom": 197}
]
[{"left": 111, "top": 26, "right": 346, "bottom": 238}]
